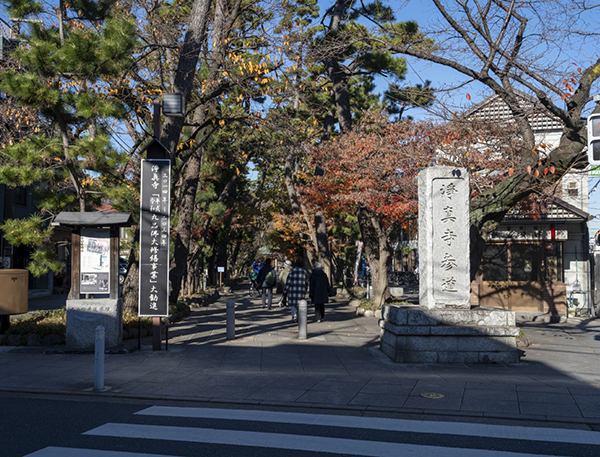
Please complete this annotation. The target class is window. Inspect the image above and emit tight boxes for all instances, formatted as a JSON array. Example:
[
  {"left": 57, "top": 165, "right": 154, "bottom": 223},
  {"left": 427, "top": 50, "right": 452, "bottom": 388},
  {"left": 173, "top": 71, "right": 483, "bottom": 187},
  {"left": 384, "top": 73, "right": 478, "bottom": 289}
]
[
  {"left": 544, "top": 242, "right": 563, "bottom": 283},
  {"left": 567, "top": 181, "right": 579, "bottom": 197},
  {"left": 510, "top": 243, "right": 539, "bottom": 282},
  {"left": 14, "top": 187, "right": 27, "bottom": 206},
  {"left": 482, "top": 244, "right": 508, "bottom": 281},
  {"left": 482, "top": 242, "right": 557, "bottom": 283}
]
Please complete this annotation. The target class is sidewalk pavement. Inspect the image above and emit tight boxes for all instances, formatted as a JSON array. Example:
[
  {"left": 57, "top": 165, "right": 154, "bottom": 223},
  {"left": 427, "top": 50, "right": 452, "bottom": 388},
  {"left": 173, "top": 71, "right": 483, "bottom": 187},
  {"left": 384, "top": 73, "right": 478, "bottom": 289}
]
[{"left": 2, "top": 288, "right": 600, "bottom": 428}]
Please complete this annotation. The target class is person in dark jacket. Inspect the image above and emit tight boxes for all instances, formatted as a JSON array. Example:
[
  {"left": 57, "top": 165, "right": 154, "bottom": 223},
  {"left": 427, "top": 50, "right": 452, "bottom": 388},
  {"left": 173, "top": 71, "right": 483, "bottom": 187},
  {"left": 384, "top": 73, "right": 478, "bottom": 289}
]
[
  {"left": 309, "top": 261, "right": 329, "bottom": 322},
  {"left": 256, "top": 258, "right": 275, "bottom": 309}
]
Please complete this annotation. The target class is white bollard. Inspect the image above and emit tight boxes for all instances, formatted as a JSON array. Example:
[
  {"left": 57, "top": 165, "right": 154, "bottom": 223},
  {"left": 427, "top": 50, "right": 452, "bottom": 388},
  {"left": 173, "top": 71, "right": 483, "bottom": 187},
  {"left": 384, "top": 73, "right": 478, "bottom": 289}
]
[
  {"left": 94, "top": 325, "right": 105, "bottom": 391},
  {"left": 298, "top": 300, "right": 307, "bottom": 340},
  {"left": 226, "top": 299, "right": 235, "bottom": 340}
]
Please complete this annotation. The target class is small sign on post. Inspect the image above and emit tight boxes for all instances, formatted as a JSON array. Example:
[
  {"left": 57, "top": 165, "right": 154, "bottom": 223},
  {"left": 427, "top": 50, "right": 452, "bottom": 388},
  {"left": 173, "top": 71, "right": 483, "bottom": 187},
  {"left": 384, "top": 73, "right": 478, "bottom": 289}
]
[{"left": 218, "top": 266, "right": 224, "bottom": 287}]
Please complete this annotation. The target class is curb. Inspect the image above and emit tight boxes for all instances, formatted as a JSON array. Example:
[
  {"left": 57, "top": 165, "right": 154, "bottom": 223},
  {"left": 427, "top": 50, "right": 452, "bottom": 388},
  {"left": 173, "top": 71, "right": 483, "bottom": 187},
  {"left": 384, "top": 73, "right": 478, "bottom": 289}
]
[{"left": 2, "top": 386, "right": 600, "bottom": 429}]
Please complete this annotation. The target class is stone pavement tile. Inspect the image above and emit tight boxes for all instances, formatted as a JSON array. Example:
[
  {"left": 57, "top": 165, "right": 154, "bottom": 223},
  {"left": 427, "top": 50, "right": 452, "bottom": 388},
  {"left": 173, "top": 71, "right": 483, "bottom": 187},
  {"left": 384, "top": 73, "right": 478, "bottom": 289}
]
[
  {"left": 341, "top": 363, "right": 392, "bottom": 378},
  {"left": 349, "top": 392, "right": 409, "bottom": 408},
  {"left": 0, "top": 374, "right": 79, "bottom": 390},
  {"left": 410, "top": 379, "right": 466, "bottom": 396},
  {"left": 321, "top": 333, "right": 344, "bottom": 343},
  {"left": 300, "top": 364, "right": 347, "bottom": 375},
  {"left": 516, "top": 391, "right": 577, "bottom": 404},
  {"left": 359, "top": 378, "right": 417, "bottom": 395},
  {"left": 302, "top": 334, "right": 329, "bottom": 343},
  {"left": 123, "top": 370, "right": 194, "bottom": 384},
  {"left": 569, "top": 386, "right": 600, "bottom": 395},
  {"left": 466, "top": 381, "right": 518, "bottom": 391},
  {"left": 573, "top": 396, "right": 600, "bottom": 418},
  {"left": 309, "top": 377, "right": 370, "bottom": 394},
  {"left": 519, "top": 401, "right": 583, "bottom": 418},
  {"left": 148, "top": 381, "right": 215, "bottom": 398},
  {"left": 103, "top": 371, "right": 167, "bottom": 388},
  {"left": 461, "top": 399, "right": 520, "bottom": 415},
  {"left": 11, "top": 362, "right": 90, "bottom": 379},
  {"left": 463, "top": 389, "right": 518, "bottom": 402},
  {"left": 573, "top": 400, "right": 600, "bottom": 418},
  {"left": 201, "top": 385, "right": 262, "bottom": 400},
  {"left": 296, "top": 389, "right": 358, "bottom": 405},
  {"left": 261, "top": 361, "right": 304, "bottom": 373},
  {"left": 276, "top": 328, "right": 299, "bottom": 338},
  {"left": 268, "top": 374, "right": 324, "bottom": 390},
  {"left": 402, "top": 394, "right": 463, "bottom": 411},
  {"left": 246, "top": 387, "right": 306, "bottom": 402},
  {"left": 516, "top": 385, "right": 571, "bottom": 393},
  {"left": 218, "top": 349, "right": 262, "bottom": 371},
  {"left": 200, "top": 374, "right": 274, "bottom": 389},
  {"left": 111, "top": 380, "right": 164, "bottom": 395},
  {"left": 460, "top": 390, "right": 520, "bottom": 415},
  {"left": 296, "top": 346, "right": 343, "bottom": 366}
]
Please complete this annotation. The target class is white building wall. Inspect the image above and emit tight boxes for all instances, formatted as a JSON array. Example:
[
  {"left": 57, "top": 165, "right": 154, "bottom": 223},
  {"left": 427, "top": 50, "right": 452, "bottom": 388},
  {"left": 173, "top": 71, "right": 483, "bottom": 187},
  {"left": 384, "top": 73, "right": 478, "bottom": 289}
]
[{"left": 561, "top": 223, "right": 592, "bottom": 314}]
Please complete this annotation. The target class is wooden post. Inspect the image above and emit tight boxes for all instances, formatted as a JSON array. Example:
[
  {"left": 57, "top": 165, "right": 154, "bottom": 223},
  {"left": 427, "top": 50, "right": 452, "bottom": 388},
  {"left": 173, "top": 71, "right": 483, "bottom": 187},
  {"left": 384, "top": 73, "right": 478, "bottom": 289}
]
[
  {"left": 153, "top": 317, "right": 161, "bottom": 350},
  {"left": 70, "top": 229, "right": 81, "bottom": 299},
  {"left": 109, "top": 227, "right": 119, "bottom": 300}
]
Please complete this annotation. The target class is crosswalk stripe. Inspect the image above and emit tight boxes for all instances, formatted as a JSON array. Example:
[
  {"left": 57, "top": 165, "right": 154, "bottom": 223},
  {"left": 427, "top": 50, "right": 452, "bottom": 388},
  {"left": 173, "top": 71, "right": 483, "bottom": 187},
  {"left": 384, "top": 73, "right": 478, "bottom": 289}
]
[
  {"left": 85, "top": 422, "right": 569, "bottom": 457},
  {"left": 136, "top": 406, "right": 600, "bottom": 446},
  {"left": 24, "top": 447, "right": 183, "bottom": 457}
]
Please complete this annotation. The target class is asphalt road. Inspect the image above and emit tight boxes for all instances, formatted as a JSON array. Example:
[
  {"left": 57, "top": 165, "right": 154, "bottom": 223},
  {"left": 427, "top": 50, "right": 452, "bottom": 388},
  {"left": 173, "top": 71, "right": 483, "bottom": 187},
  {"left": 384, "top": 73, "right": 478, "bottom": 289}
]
[{"left": 2, "top": 392, "right": 600, "bottom": 457}]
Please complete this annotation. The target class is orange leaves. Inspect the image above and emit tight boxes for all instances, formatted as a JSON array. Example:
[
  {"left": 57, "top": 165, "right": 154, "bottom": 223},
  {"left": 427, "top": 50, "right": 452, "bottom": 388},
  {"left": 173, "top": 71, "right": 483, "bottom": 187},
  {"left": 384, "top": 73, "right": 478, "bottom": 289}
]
[{"left": 466, "top": 93, "right": 471, "bottom": 101}]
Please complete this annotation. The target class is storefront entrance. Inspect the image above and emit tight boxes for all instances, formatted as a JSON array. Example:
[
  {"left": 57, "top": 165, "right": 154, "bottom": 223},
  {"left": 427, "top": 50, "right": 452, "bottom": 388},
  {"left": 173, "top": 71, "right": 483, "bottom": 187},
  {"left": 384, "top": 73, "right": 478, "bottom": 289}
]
[{"left": 478, "top": 241, "right": 563, "bottom": 312}]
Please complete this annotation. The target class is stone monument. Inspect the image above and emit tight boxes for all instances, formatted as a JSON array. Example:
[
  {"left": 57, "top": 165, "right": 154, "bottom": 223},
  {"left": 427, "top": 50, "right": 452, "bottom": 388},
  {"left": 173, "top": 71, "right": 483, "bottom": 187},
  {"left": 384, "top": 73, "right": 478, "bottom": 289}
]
[{"left": 379, "top": 167, "right": 519, "bottom": 363}]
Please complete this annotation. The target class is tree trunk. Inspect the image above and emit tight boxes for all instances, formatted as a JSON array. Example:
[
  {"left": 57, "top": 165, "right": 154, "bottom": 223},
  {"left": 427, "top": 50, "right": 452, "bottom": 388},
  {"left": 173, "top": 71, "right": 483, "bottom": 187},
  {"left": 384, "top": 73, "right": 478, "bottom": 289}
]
[
  {"left": 169, "top": 151, "right": 202, "bottom": 304},
  {"left": 283, "top": 151, "right": 321, "bottom": 265},
  {"left": 314, "top": 210, "right": 332, "bottom": 279},
  {"left": 356, "top": 205, "right": 391, "bottom": 307},
  {"left": 161, "top": 0, "right": 213, "bottom": 156},
  {"left": 122, "top": 227, "right": 140, "bottom": 314}
]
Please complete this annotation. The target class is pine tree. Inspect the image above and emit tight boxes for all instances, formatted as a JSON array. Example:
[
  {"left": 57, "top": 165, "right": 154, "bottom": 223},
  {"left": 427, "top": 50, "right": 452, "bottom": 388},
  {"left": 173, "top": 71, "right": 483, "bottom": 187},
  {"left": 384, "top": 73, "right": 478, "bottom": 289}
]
[{"left": 0, "top": 0, "right": 137, "bottom": 275}]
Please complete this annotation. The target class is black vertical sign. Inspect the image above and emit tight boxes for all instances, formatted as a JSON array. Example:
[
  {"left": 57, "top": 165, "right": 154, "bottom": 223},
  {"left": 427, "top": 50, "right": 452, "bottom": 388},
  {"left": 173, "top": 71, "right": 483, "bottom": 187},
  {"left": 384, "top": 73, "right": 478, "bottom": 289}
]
[{"left": 139, "top": 159, "right": 171, "bottom": 316}]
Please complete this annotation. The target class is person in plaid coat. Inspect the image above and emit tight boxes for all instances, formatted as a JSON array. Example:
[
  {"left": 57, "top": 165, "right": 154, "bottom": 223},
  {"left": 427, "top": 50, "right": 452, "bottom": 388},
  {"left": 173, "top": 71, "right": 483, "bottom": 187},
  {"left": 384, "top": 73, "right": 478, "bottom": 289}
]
[{"left": 284, "top": 258, "right": 309, "bottom": 323}]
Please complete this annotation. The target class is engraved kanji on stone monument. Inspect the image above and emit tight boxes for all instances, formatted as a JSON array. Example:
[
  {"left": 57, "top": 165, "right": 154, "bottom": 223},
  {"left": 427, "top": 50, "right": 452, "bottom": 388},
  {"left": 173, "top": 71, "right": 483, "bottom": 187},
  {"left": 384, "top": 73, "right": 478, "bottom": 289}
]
[{"left": 418, "top": 167, "right": 470, "bottom": 309}]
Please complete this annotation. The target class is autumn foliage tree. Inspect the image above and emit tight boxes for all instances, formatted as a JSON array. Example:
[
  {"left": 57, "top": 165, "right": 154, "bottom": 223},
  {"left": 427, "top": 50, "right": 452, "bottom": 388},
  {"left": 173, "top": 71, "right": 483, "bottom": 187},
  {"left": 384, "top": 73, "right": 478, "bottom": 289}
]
[
  {"left": 303, "top": 113, "right": 430, "bottom": 306},
  {"left": 304, "top": 111, "right": 524, "bottom": 306}
]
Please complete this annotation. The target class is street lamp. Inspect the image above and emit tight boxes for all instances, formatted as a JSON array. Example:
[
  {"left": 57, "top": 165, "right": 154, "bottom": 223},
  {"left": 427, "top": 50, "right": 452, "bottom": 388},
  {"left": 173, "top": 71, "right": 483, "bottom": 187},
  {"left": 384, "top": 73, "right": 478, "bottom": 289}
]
[{"left": 162, "top": 93, "right": 185, "bottom": 117}]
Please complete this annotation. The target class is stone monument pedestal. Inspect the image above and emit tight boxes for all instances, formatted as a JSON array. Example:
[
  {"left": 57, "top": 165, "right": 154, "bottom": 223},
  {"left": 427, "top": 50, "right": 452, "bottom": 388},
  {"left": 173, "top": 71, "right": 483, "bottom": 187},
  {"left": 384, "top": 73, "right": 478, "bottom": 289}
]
[
  {"left": 66, "top": 299, "right": 123, "bottom": 349},
  {"left": 379, "top": 305, "right": 519, "bottom": 364}
]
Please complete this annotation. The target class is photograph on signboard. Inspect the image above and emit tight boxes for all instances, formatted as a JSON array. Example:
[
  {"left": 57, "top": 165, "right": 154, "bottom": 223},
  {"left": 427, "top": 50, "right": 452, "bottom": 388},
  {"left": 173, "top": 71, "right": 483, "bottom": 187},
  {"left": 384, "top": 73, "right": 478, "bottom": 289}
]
[{"left": 80, "top": 228, "right": 110, "bottom": 294}]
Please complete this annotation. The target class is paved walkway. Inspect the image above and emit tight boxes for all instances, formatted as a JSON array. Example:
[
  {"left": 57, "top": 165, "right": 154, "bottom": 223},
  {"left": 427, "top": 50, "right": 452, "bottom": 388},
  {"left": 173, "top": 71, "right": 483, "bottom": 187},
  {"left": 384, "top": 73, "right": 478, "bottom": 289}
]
[{"left": 3, "top": 288, "right": 600, "bottom": 427}]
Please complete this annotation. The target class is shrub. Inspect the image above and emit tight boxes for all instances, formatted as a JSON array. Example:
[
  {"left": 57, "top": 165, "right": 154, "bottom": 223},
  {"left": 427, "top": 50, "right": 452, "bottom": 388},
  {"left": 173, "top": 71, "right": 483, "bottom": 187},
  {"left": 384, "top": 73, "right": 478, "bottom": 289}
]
[{"left": 1, "top": 301, "right": 192, "bottom": 345}]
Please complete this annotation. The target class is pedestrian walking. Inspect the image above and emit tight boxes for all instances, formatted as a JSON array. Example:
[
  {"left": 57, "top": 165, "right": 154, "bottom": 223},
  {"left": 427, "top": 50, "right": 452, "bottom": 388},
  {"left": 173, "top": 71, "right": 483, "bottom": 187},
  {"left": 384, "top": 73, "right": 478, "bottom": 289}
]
[
  {"left": 276, "top": 260, "right": 293, "bottom": 307},
  {"left": 309, "top": 261, "right": 329, "bottom": 322},
  {"left": 284, "top": 258, "right": 309, "bottom": 323},
  {"left": 251, "top": 259, "right": 263, "bottom": 274},
  {"left": 256, "top": 258, "right": 276, "bottom": 309}
]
